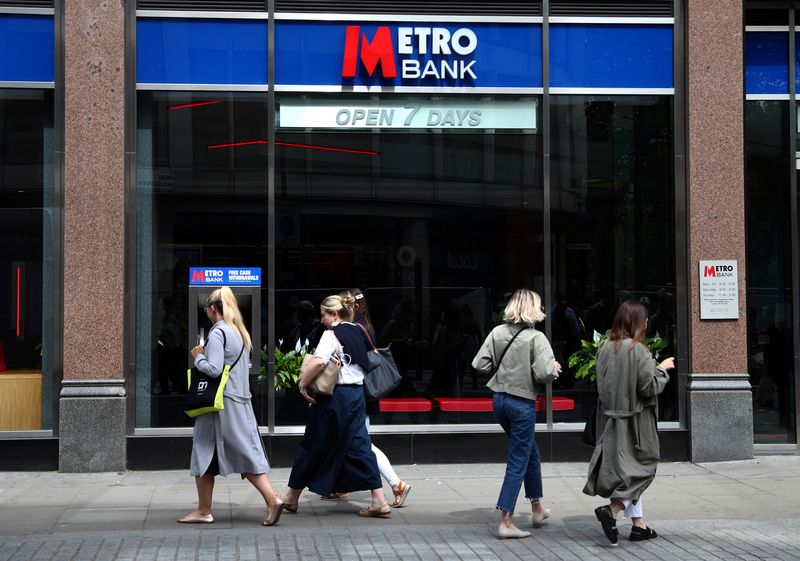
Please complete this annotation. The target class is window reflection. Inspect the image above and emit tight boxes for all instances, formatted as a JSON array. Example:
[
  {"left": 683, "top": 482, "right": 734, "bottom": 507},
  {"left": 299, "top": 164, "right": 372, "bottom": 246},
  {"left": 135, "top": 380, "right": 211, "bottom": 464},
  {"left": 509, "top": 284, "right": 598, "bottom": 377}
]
[
  {"left": 0, "top": 89, "right": 54, "bottom": 431},
  {"left": 745, "top": 100, "right": 795, "bottom": 444},
  {"left": 135, "top": 91, "right": 269, "bottom": 428},
  {"left": 550, "top": 95, "right": 677, "bottom": 422},
  {"left": 275, "top": 94, "right": 544, "bottom": 426}
]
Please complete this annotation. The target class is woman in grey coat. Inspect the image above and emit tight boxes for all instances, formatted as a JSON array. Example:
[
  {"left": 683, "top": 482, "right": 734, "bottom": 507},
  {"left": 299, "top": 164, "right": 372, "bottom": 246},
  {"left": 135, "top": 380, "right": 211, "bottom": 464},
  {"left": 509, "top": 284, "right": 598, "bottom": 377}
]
[
  {"left": 472, "top": 288, "right": 561, "bottom": 540},
  {"left": 178, "top": 287, "right": 285, "bottom": 526},
  {"left": 584, "top": 299, "right": 674, "bottom": 545}
]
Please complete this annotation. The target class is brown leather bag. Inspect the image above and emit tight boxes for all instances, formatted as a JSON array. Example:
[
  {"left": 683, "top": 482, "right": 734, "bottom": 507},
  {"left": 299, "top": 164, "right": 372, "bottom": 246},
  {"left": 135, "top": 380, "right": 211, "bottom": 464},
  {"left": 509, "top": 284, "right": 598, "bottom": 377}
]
[{"left": 300, "top": 337, "right": 342, "bottom": 396}]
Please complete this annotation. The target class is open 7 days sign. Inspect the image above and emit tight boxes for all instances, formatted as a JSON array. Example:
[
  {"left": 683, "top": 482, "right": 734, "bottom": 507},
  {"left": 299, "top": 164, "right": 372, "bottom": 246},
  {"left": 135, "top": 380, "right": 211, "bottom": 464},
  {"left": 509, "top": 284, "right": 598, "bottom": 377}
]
[
  {"left": 279, "top": 98, "right": 537, "bottom": 130},
  {"left": 699, "top": 260, "right": 739, "bottom": 320}
]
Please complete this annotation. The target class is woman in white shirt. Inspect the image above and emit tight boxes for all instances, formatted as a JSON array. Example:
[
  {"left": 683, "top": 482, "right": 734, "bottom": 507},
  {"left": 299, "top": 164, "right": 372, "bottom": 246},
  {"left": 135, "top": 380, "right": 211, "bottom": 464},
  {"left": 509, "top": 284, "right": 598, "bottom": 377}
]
[{"left": 279, "top": 294, "right": 391, "bottom": 518}]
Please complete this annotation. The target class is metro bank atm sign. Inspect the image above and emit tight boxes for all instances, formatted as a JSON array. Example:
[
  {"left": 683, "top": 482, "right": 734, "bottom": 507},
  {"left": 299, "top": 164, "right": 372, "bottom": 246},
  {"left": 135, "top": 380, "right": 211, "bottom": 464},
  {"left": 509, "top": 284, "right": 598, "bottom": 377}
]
[{"left": 189, "top": 267, "right": 262, "bottom": 286}]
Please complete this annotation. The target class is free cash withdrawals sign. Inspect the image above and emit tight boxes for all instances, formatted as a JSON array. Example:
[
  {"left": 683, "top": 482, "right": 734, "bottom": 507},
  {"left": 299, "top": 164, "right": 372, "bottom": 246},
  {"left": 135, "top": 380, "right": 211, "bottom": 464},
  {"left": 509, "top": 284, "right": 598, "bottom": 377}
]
[
  {"left": 189, "top": 268, "right": 262, "bottom": 286},
  {"left": 699, "top": 260, "right": 739, "bottom": 320}
]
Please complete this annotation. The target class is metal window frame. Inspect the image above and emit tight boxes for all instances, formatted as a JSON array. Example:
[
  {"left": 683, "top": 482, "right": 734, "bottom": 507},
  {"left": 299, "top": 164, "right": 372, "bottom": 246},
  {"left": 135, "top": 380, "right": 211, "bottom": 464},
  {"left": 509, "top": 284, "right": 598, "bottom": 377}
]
[{"left": 791, "top": 4, "right": 800, "bottom": 447}]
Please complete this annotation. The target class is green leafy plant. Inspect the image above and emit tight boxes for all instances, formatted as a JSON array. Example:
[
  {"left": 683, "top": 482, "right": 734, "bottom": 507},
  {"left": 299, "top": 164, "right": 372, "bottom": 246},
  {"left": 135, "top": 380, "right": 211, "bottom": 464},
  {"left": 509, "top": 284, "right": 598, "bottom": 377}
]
[
  {"left": 258, "top": 339, "right": 308, "bottom": 391},
  {"left": 569, "top": 331, "right": 668, "bottom": 382}
]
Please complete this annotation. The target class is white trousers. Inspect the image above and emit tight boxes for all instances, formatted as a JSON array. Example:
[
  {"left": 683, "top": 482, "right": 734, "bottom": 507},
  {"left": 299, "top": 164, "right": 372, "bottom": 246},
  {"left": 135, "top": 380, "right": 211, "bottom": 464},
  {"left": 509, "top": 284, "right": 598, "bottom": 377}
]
[
  {"left": 366, "top": 418, "right": 400, "bottom": 487},
  {"left": 615, "top": 497, "right": 643, "bottom": 519}
]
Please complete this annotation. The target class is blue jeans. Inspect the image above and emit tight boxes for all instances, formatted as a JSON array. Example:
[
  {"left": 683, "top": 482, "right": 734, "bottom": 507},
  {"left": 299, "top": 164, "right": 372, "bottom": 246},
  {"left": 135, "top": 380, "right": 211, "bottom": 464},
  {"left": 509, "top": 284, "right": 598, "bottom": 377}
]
[{"left": 493, "top": 392, "right": 543, "bottom": 514}]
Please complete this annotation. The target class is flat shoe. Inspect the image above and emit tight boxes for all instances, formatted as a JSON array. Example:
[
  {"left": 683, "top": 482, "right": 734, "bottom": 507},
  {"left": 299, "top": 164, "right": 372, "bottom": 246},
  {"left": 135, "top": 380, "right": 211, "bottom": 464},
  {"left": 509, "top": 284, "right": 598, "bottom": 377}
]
[
  {"left": 177, "top": 512, "right": 214, "bottom": 524},
  {"left": 357, "top": 504, "right": 392, "bottom": 518},
  {"left": 497, "top": 526, "right": 531, "bottom": 539},
  {"left": 594, "top": 505, "right": 618, "bottom": 545},
  {"left": 630, "top": 526, "right": 658, "bottom": 541},
  {"left": 531, "top": 507, "right": 551, "bottom": 528},
  {"left": 391, "top": 481, "right": 412, "bottom": 508},
  {"left": 263, "top": 500, "right": 285, "bottom": 526},
  {"left": 279, "top": 494, "right": 299, "bottom": 513}
]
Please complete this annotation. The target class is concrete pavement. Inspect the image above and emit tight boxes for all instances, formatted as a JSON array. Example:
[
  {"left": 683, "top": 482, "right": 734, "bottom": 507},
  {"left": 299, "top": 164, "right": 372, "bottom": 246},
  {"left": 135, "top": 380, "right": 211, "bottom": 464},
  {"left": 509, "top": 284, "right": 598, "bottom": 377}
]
[{"left": 1, "top": 456, "right": 800, "bottom": 560}]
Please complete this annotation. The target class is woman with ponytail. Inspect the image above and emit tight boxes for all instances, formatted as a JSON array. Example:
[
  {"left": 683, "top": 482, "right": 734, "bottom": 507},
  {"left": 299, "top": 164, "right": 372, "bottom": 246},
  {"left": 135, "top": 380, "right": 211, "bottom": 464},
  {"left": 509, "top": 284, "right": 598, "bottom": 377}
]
[
  {"left": 179, "top": 287, "right": 285, "bottom": 526},
  {"left": 280, "top": 293, "right": 392, "bottom": 518}
]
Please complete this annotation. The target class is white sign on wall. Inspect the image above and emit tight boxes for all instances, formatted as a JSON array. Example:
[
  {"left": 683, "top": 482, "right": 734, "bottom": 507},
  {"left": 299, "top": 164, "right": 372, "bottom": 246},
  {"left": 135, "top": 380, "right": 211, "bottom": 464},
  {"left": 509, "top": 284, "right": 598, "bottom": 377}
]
[
  {"left": 279, "top": 98, "right": 537, "bottom": 130},
  {"left": 699, "top": 260, "right": 739, "bottom": 320}
]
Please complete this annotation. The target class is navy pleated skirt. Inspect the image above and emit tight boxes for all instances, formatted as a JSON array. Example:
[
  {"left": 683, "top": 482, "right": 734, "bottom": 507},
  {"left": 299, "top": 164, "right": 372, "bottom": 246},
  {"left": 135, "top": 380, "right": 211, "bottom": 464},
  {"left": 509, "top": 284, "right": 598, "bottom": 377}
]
[{"left": 288, "top": 384, "right": 381, "bottom": 495}]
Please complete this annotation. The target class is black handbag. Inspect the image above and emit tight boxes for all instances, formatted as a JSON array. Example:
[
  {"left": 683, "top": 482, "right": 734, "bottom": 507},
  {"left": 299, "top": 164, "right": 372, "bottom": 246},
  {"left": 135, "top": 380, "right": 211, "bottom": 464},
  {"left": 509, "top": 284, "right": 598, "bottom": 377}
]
[
  {"left": 356, "top": 323, "right": 402, "bottom": 401},
  {"left": 184, "top": 329, "right": 245, "bottom": 417}
]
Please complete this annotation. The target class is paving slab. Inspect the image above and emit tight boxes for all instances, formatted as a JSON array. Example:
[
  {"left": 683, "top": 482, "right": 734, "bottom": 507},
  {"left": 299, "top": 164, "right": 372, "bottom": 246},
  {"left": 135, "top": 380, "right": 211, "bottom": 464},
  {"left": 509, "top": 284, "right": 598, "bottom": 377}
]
[{"left": 1, "top": 458, "right": 800, "bottom": 559}]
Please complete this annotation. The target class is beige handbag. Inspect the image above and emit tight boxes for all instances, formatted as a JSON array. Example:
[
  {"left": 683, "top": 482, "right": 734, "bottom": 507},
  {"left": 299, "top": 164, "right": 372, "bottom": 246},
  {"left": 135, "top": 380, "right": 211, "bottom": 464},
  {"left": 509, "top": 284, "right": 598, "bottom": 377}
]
[{"left": 300, "top": 338, "right": 342, "bottom": 396}]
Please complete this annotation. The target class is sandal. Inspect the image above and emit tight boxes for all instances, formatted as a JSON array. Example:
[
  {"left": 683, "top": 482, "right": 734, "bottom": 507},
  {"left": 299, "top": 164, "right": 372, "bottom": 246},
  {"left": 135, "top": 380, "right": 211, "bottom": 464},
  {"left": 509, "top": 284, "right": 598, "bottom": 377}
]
[
  {"left": 629, "top": 526, "right": 658, "bottom": 541},
  {"left": 594, "top": 505, "right": 618, "bottom": 545},
  {"left": 177, "top": 511, "right": 214, "bottom": 524},
  {"left": 321, "top": 492, "right": 348, "bottom": 501},
  {"left": 391, "top": 480, "right": 411, "bottom": 508},
  {"left": 263, "top": 500, "right": 285, "bottom": 526},
  {"left": 357, "top": 503, "right": 392, "bottom": 518},
  {"left": 279, "top": 493, "right": 299, "bottom": 514}
]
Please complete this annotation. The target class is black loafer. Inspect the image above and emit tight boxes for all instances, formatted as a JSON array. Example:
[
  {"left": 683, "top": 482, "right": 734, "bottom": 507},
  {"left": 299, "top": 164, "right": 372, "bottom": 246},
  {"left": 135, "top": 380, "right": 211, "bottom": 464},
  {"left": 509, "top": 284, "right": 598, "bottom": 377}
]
[
  {"left": 594, "top": 505, "right": 618, "bottom": 545},
  {"left": 630, "top": 526, "right": 658, "bottom": 541}
]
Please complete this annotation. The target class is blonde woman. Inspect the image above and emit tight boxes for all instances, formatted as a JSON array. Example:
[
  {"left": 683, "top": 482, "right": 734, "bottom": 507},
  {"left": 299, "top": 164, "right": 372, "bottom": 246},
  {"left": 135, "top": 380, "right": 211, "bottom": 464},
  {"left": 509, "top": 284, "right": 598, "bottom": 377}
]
[
  {"left": 472, "top": 288, "right": 561, "bottom": 539},
  {"left": 179, "top": 287, "right": 284, "bottom": 526},
  {"left": 280, "top": 294, "right": 391, "bottom": 518}
]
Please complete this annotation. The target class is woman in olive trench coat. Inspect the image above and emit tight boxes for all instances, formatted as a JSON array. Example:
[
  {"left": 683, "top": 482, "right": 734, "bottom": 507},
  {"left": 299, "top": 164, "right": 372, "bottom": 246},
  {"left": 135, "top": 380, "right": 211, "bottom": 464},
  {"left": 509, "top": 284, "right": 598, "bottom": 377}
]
[{"left": 583, "top": 300, "right": 674, "bottom": 545}]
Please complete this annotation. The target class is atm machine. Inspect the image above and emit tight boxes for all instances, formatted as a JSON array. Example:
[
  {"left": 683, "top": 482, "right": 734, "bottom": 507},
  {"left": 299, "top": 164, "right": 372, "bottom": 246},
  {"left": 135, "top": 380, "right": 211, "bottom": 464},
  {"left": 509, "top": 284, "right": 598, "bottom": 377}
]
[{"left": 187, "top": 267, "right": 262, "bottom": 379}]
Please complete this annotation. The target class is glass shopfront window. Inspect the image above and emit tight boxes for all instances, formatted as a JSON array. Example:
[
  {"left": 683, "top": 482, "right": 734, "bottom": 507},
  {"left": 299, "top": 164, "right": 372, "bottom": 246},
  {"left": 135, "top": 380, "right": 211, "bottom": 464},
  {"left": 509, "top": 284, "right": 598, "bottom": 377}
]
[
  {"left": 745, "top": 100, "right": 795, "bottom": 444},
  {"left": 550, "top": 95, "right": 677, "bottom": 424},
  {"left": 135, "top": 91, "right": 268, "bottom": 428},
  {"left": 274, "top": 94, "right": 543, "bottom": 426},
  {"left": 0, "top": 89, "right": 56, "bottom": 431}
]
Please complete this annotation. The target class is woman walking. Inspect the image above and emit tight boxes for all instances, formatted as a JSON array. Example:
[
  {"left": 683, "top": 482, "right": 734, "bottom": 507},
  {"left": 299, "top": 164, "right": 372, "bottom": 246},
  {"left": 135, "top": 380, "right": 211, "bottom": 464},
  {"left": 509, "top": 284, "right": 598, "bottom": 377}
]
[
  {"left": 179, "top": 287, "right": 284, "bottom": 526},
  {"left": 472, "top": 288, "right": 561, "bottom": 539},
  {"left": 280, "top": 294, "right": 392, "bottom": 518},
  {"left": 328, "top": 289, "right": 411, "bottom": 508},
  {"left": 584, "top": 299, "right": 673, "bottom": 545}
]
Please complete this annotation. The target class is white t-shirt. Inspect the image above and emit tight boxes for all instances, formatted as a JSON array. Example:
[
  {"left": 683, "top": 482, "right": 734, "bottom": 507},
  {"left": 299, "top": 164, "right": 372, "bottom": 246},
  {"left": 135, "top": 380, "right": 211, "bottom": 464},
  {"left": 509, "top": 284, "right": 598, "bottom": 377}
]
[{"left": 314, "top": 324, "right": 365, "bottom": 385}]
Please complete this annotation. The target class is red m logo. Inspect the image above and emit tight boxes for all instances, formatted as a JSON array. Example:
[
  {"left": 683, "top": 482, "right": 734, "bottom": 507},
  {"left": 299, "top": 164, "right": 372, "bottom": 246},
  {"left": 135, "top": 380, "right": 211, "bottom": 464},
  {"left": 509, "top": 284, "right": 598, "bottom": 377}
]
[
  {"left": 191, "top": 270, "right": 205, "bottom": 283},
  {"left": 703, "top": 265, "right": 716, "bottom": 277},
  {"left": 342, "top": 26, "right": 397, "bottom": 78}
]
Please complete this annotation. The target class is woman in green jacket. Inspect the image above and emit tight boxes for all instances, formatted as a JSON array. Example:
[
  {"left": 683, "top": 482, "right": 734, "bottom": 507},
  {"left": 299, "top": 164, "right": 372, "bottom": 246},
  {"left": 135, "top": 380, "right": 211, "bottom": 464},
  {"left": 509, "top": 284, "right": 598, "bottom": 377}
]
[
  {"left": 472, "top": 288, "right": 561, "bottom": 540},
  {"left": 584, "top": 299, "right": 674, "bottom": 545}
]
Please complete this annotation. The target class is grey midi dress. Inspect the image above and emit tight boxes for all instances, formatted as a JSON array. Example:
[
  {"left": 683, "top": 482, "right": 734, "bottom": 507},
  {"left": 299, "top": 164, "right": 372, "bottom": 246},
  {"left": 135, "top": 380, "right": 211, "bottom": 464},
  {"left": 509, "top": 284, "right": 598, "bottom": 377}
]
[{"left": 189, "top": 320, "right": 269, "bottom": 477}]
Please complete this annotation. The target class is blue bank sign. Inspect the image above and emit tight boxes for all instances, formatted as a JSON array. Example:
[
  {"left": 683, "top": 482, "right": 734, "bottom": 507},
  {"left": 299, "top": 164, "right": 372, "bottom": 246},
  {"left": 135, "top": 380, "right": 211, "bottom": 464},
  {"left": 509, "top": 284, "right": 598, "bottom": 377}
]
[
  {"left": 189, "top": 267, "right": 262, "bottom": 286},
  {"left": 275, "top": 21, "right": 542, "bottom": 89}
]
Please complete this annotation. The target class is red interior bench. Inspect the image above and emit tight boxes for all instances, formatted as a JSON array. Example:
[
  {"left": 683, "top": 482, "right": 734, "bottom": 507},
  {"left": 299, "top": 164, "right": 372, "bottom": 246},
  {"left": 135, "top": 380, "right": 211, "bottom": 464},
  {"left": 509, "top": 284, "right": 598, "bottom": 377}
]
[
  {"left": 379, "top": 398, "right": 432, "bottom": 413},
  {"left": 433, "top": 396, "right": 575, "bottom": 412},
  {"left": 541, "top": 396, "right": 575, "bottom": 411}
]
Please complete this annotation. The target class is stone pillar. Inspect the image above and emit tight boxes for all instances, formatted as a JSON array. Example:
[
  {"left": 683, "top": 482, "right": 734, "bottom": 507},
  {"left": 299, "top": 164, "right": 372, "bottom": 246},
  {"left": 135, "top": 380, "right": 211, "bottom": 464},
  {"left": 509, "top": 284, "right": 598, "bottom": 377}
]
[
  {"left": 59, "top": 0, "right": 127, "bottom": 472},
  {"left": 686, "top": 0, "right": 753, "bottom": 462}
]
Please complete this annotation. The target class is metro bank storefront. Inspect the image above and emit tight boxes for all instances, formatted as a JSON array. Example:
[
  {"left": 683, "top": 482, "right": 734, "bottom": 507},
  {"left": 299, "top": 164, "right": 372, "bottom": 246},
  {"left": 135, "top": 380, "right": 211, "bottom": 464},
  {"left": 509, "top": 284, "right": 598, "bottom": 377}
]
[{"left": 2, "top": 1, "right": 779, "bottom": 471}]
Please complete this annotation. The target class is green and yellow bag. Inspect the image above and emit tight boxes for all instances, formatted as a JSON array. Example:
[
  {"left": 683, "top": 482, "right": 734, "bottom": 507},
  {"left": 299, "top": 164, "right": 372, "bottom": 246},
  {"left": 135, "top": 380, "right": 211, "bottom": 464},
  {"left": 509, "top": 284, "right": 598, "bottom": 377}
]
[{"left": 184, "top": 330, "right": 245, "bottom": 417}]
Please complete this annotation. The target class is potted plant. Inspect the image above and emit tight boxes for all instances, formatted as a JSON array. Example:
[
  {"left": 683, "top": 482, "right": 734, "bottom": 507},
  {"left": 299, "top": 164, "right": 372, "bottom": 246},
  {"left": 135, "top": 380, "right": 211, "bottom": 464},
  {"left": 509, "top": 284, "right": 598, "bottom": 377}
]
[
  {"left": 257, "top": 339, "right": 310, "bottom": 425},
  {"left": 257, "top": 339, "right": 309, "bottom": 391},
  {"left": 569, "top": 331, "right": 668, "bottom": 445},
  {"left": 568, "top": 331, "right": 667, "bottom": 382}
]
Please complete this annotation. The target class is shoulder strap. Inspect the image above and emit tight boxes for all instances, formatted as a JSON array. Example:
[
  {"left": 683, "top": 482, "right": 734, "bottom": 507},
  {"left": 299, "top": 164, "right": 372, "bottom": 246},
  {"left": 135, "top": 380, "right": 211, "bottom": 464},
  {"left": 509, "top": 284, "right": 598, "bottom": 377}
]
[
  {"left": 355, "top": 322, "right": 378, "bottom": 352},
  {"left": 492, "top": 326, "right": 529, "bottom": 376},
  {"left": 211, "top": 326, "right": 245, "bottom": 369}
]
